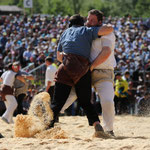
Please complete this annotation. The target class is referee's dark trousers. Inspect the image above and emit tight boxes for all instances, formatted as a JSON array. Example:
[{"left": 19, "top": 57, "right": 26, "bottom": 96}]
[{"left": 48, "top": 86, "right": 55, "bottom": 100}]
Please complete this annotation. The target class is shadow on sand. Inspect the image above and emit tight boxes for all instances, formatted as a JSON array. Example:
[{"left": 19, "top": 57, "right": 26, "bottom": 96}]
[{"left": 114, "top": 136, "right": 148, "bottom": 140}]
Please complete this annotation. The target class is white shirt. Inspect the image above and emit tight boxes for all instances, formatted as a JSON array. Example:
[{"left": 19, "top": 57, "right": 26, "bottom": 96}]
[
  {"left": 1, "top": 70, "right": 16, "bottom": 87},
  {"left": 45, "top": 64, "right": 57, "bottom": 87},
  {"left": 90, "top": 32, "right": 116, "bottom": 70}
]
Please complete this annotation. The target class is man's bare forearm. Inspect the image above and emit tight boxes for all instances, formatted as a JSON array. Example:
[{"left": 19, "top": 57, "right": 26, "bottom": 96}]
[
  {"left": 98, "top": 25, "right": 113, "bottom": 36},
  {"left": 26, "top": 75, "right": 34, "bottom": 80},
  {"left": 90, "top": 46, "right": 111, "bottom": 71},
  {"left": 22, "top": 75, "right": 34, "bottom": 80},
  {"left": 16, "top": 76, "right": 26, "bottom": 83}
]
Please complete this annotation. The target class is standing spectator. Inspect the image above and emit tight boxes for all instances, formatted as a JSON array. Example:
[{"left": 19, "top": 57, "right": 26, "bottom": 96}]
[{"left": 114, "top": 73, "right": 129, "bottom": 114}]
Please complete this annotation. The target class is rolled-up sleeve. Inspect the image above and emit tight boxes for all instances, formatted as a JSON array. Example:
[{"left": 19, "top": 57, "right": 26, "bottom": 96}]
[
  {"left": 101, "top": 37, "right": 112, "bottom": 48},
  {"left": 101, "top": 33, "right": 115, "bottom": 48}
]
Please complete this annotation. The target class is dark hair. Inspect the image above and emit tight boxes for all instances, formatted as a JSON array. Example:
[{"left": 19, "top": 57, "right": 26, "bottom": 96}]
[
  {"left": 125, "top": 71, "right": 130, "bottom": 75},
  {"left": 145, "top": 91, "right": 149, "bottom": 96},
  {"left": 7, "top": 63, "right": 13, "bottom": 70},
  {"left": 69, "top": 14, "right": 84, "bottom": 27},
  {"left": 45, "top": 56, "right": 53, "bottom": 63},
  {"left": 115, "top": 72, "right": 121, "bottom": 76},
  {"left": 88, "top": 9, "right": 103, "bottom": 22}
]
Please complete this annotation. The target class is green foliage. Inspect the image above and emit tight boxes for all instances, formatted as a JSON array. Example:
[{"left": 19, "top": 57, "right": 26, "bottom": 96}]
[
  {"left": 33, "top": 0, "right": 42, "bottom": 14},
  {"left": 43, "top": 0, "right": 73, "bottom": 16},
  {"left": 135, "top": 0, "right": 150, "bottom": 18},
  {"left": 83, "top": 0, "right": 111, "bottom": 17},
  {"left": 109, "top": 0, "right": 135, "bottom": 16},
  {"left": 0, "top": 0, "right": 13, "bottom": 5},
  {"left": 9, "top": 0, "right": 20, "bottom": 5},
  {"left": 68, "top": 0, "right": 84, "bottom": 14},
  {"left": 0, "top": 0, "right": 149, "bottom": 18}
]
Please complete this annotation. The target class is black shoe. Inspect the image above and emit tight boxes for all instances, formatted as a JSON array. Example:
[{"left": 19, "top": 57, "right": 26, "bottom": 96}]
[
  {"left": 55, "top": 116, "right": 59, "bottom": 123},
  {"left": 46, "top": 120, "right": 55, "bottom": 130},
  {"left": 106, "top": 130, "right": 115, "bottom": 137},
  {"left": 94, "top": 124, "right": 110, "bottom": 138},
  {"left": 0, "top": 133, "right": 4, "bottom": 138},
  {"left": 94, "top": 124, "right": 104, "bottom": 132}
]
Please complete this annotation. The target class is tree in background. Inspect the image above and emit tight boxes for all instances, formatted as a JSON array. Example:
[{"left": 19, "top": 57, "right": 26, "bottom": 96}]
[
  {"left": 69, "top": 0, "right": 84, "bottom": 14},
  {"left": 33, "top": 0, "right": 42, "bottom": 14},
  {"left": 9, "top": 0, "right": 20, "bottom": 5},
  {"left": 42, "top": 0, "right": 85, "bottom": 16},
  {"left": 135, "top": 0, "right": 150, "bottom": 18},
  {"left": 1, "top": 0, "right": 150, "bottom": 18},
  {"left": 42, "top": 0, "right": 72, "bottom": 16}
]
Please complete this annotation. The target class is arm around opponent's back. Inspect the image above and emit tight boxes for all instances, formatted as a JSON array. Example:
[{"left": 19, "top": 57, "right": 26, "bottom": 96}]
[
  {"left": 90, "top": 46, "right": 111, "bottom": 71},
  {"left": 22, "top": 74, "right": 34, "bottom": 81},
  {"left": 98, "top": 24, "right": 113, "bottom": 36},
  {"left": 90, "top": 34, "right": 114, "bottom": 71}
]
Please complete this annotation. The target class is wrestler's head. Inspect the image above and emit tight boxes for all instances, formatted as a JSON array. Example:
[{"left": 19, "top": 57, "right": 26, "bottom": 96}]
[
  {"left": 69, "top": 14, "right": 84, "bottom": 27},
  {"left": 86, "top": 9, "right": 103, "bottom": 27}
]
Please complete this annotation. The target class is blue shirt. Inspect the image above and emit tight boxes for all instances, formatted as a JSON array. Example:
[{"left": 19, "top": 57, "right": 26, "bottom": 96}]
[{"left": 57, "top": 26, "right": 99, "bottom": 59}]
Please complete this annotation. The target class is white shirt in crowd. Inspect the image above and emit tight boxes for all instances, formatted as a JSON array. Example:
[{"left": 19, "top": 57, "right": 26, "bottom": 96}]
[
  {"left": 1, "top": 70, "right": 17, "bottom": 87},
  {"left": 90, "top": 32, "right": 116, "bottom": 70},
  {"left": 45, "top": 64, "right": 57, "bottom": 87}
]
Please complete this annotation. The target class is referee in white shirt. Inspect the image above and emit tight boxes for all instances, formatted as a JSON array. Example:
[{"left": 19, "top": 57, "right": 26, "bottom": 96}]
[{"left": 45, "top": 56, "right": 57, "bottom": 100}]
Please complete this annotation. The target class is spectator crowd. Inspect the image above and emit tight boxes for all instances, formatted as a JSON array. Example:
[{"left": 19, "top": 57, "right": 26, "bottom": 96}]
[{"left": 0, "top": 13, "right": 150, "bottom": 116}]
